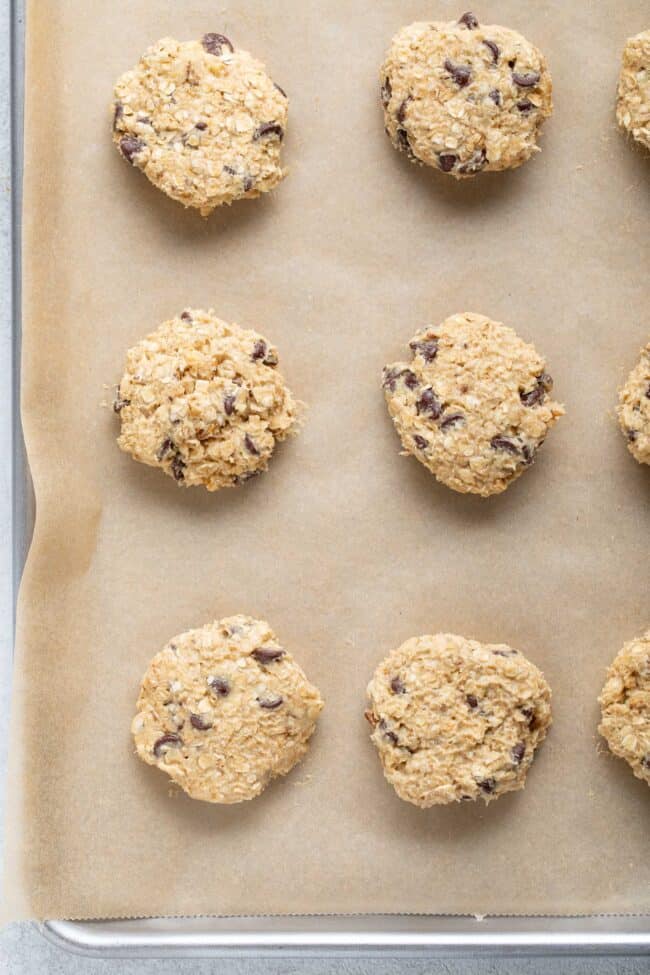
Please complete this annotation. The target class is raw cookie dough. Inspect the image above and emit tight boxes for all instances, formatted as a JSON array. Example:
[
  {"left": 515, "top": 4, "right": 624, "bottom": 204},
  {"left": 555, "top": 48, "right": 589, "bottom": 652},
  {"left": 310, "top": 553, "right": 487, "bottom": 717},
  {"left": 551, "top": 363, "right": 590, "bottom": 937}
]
[
  {"left": 382, "top": 312, "right": 565, "bottom": 496},
  {"left": 617, "top": 341, "right": 650, "bottom": 465},
  {"left": 112, "top": 34, "right": 288, "bottom": 214},
  {"left": 132, "top": 615, "right": 324, "bottom": 803},
  {"left": 380, "top": 11, "right": 552, "bottom": 177},
  {"left": 365, "top": 632, "right": 552, "bottom": 807},
  {"left": 598, "top": 631, "right": 650, "bottom": 787},
  {"left": 616, "top": 29, "right": 650, "bottom": 150},
  {"left": 114, "top": 309, "right": 299, "bottom": 491}
]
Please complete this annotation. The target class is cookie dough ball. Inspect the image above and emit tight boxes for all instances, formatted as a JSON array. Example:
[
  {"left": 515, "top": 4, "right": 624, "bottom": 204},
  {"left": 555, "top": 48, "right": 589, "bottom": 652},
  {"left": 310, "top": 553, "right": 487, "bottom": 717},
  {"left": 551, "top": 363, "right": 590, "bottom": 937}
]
[
  {"left": 112, "top": 34, "right": 288, "bottom": 214},
  {"left": 617, "top": 341, "right": 650, "bottom": 465},
  {"left": 598, "top": 631, "right": 650, "bottom": 787},
  {"left": 382, "top": 312, "right": 564, "bottom": 496},
  {"left": 132, "top": 615, "right": 324, "bottom": 803},
  {"left": 114, "top": 309, "right": 299, "bottom": 491},
  {"left": 616, "top": 30, "right": 650, "bottom": 150},
  {"left": 365, "top": 633, "right": 552, "bottom": 807},
  {"left": 381, "top": 12, "right": 552, "bottom": 177}
]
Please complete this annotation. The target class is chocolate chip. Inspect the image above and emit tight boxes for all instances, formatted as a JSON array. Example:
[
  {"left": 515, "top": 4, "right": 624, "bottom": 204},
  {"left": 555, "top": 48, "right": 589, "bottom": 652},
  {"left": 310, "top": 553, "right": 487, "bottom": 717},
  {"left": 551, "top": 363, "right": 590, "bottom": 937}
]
[
  {"left": 244, "top": 434, "right": 260, "bottom": 456},
  {"left": 251, "top": 647, "right": 285, "bottom": 664},
  {"left": 274, "top": 81, "right": 288, "bottom": 98},
  {"left": 483, "top": 40, "right": 499, "bottom": 63},
  {"left": 521, "top": 706, "right": 538, "bottom": 729},
  {"left": 243, "top": 176, "right": 254, "bottom": 192},
  {"left": 383, "top": 368, "right": 400, "bottom": 391},
  {"left": 627, "top": 429, "right": 637, "bottom": 443},
  {"left": 520, "top": 373, "right": 552, "bottom": 407},
  {"left": 493, "top": 648, "right": 518, "bottom": 657},
  {"left": 490, "top": 435, "right": 520, "bottom": 456},
  {"left": 252, "top": 340, "right": 268, "bottom": 360},
  {"left": 396, "top": 96, "right": 412, "bottom": 124},
  {"left": 223, "top": 164, "right": 238, "bottom": 176},
  {"left": 440, "top": 413, "right": 465, "bottom": 431},
  {"left": 517, "top": 99, "right": 535, "bottom": 113},
  {"left": 208, "top": 676, "right": 230, "bottom": 697},
  {"left": 645, "top": 384, "right": 650, "bottom": 399},
  {"left": 444, "top": 60, "right": 472, "bottom": 87},
  {"left": 195, "top": 121, "right": 207, "bottom": 130},
  {"left": 478, "top": 777, "right": 496, "bottom": 794},
  {"left": 458, "top": 147, "right": 487, "bottom": 175},
  {"left": 258, "top": 695, "right": 283, "bottom": 710},
  {"left": 458, "top": 11, "right": 479, "bottom": 29},
  {"left": 233, "top": 470, "right": 260, "bottom": 486},
  {"left": 202, "top": 32, "right": 234, "bottom": 56},
  {"left": 253, "top": 122, "right": 284, "bottom": 141},
  {"left": 512, "top": 742, "right": 526, "bottom": 765},
  {"left": 157, "top": 438, "right": 175, "bottom": 461},
  {"left": 396, "top": 127, "right": 413, "bottom": 157},
  {"left": 641, "top": 755, "right": 650, "bottom": 770},
  {"left": 512, "top": 70, "right": 541, "bottom": 87},
  {"left": 190, "top": 713, "right": 213, "bottom": 731},
  {"left": 379, "top": 720, "right": 399, "bottom": 746},
  {"left": 171, "top": 454, "right": 186, "bottom": 482},
  {"left": 413, "top": 435, "right": 428, "bottom": 450},
  {"left": 439, "top": 153, "right": 457, "bottom": 173},
  {"left": 112, "top": 102, "right": 123, "bottom": 130},
  {"left": 489, "top": 89, "right": 501, "bottom": 106},
  {"left": 390, "top": 677, "right": 406, "bottom": 694},
  {"left": 180, "top": 310, "right": 192, "bottom": 321},
  {"left": 381, "top": 76, "right": 392, "bottom": 107},
  {"left": 466, "top": 694, "right": 478, "bottom": 709},
  {"left": 416, "top": 388, "right": 442, "bottom": 419},
  {"left": 153, "top": 733, "right": 182, "bottom": 757},
  {"left": 113, "top": 394, "right": 130, "bottom": 413},
  {"left": 224, "top": 394, "right": 236, "bottom": 416},
  {"left": 401, "top": 369, "right": 418, "bottom": 390},
  {"left": 119, "top": 136, "right": 145, "bottom": 164},
  {"left": 409, "top": 338, "right": 438, "bottom": 362},
  {"left": 522, "top": 443, "right": 536, "bottom": 466},
  {"left": 508, "top": 59, "right": 516, "bottom": 69}
]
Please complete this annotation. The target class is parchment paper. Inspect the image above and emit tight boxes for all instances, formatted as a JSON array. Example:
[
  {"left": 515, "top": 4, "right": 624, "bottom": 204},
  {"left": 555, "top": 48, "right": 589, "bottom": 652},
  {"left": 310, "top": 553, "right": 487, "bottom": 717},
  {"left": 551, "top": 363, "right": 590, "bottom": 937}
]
[{"left": 3, "top": 0, "right": 650, "bottom": 922}]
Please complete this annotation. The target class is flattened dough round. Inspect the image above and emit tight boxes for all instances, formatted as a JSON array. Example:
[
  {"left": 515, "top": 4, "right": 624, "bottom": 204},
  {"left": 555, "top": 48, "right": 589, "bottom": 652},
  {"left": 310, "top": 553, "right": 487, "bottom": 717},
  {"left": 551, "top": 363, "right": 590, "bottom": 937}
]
[
  {"left": 381, "top": 12, "right": 552, "bottom": 177},
  {"left": 599, "top": 631, "right": 650, "bottom": 787},
  {"left": 616, "top": 29, "right": 650, "bottom": 150},
  {"left": 115, "top": 309, "right": 299, "bottom": 491},
  {"left": 112, "top": 34, "right": 288, "bottom": 214},
  {"left": 382, "top": 312, "right": 564, "bottom": 497},
  {"left": 618, "top": 341, "right": 650, "bottom": 465},
  {"left": 365, "top": 633, "right": 552, "bottom": 807},
  {"left": 132, "top": 615, "right": 324, "bottom": 803}
]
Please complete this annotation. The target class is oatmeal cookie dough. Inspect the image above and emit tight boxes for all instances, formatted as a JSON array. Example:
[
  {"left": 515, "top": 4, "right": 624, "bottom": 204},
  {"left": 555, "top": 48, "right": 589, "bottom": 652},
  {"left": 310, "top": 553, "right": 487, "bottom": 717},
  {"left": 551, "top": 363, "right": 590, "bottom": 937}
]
[
  {"left": 617, "top": 341, "right": 650, "bottom": 465},
  {"left": 616, "top": 29, "right": 650, "bottom": 150},
  {"left": 382, "top": 312, "right": 564, "bottom": 496},
  {"left": 112, "top": 33, "right": 288, "bottom": 214},
  {"left": 598, "top": 631, "right": 650, "bottom": 787},
  {"left": 381, "top": 11, "right": 552, "bottom": 177},
  {"left": 114, "top": 309, "right": 299, "bottom": 491},
  {"left": 365, "top": 633, "right": 552, "bottom": 807},
  {"left": 132, "top": 615, "right": 324, "bottom": 803}
]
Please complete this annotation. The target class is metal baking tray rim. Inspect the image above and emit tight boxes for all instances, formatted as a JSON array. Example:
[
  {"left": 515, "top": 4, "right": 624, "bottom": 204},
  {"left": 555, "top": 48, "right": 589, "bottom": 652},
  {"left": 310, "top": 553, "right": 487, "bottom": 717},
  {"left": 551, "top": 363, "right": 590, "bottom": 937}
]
[{"left": 10, "top": 0, "right": 650, "bottom": 959}]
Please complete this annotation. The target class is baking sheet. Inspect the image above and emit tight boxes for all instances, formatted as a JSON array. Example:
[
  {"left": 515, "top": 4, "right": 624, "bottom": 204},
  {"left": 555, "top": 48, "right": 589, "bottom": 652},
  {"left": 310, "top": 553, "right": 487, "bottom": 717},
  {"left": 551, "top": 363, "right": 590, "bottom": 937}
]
[{"left": 3, "top": 0, "right": 650, "bottom": 923}]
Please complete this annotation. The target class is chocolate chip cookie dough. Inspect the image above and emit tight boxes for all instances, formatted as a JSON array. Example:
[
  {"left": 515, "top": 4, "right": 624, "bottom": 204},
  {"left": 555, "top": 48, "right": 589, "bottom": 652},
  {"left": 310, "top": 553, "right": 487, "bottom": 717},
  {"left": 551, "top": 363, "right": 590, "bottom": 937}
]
[
  {"left": 365, "top": 633, "right": 552, "bottom": 807},
  {"left": 132, "top": 615, "right": 324, "bottom": 803},
  {"left": 617, "top": 341, "right": 650, "bottom": 465},
  {"left": 616, "top": 29, "right": 650, "bottom": 151},
  {"left": 598, "top": 631, "right": 650, "bottom": 788},
  {"left": 380, "top": 12, "right": 552, "bottom": 177},
  {"left": 112, "top": 34, "right": 288, "bottom": 214},
  {"left": 114, "top": 309, "right": 299, "bottom": 491},
  {"left": 382, "top": 312, "right": 564, "bottom": 496}
]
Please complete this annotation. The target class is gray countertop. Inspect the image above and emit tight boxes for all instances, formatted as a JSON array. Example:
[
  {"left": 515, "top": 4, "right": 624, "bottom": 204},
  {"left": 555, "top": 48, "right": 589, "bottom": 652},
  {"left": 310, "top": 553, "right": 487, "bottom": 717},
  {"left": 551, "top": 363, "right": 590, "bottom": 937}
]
[{"left": 0, "top": 3, "right": 647, "bottom": 972}]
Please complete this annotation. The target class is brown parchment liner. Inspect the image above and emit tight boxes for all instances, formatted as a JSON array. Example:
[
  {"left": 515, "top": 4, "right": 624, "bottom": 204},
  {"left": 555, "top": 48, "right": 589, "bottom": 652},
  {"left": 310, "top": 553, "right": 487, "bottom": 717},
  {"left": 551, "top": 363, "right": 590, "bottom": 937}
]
[{"left": 3, "top": 0, "right": 650, "bottom": 922}]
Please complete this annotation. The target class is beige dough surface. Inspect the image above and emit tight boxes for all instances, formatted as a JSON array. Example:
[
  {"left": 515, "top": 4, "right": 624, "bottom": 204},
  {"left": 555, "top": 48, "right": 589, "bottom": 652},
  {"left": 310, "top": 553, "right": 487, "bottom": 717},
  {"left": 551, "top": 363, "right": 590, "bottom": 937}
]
[
  {"left": 365, "top": 633, "right": 552, "bottom": 807},
  {"left": 115, "top": 308, "right": 299, "bottom": 491},
  {"left": 616, "top": 29, "right": 650, "bottom": 150},
  {"left": 132, "top": 615, "right": 324, "bottom": 803},
  {"left": 382, "top": 312, "right": 564, "bottom": 497},
  {"left": 598, "top": 631, "right": 650, "bottom": 788},
  {"left": 381, "top": 12, "right": 552, "bottom": 177},
  {"left": 112, "top": 34, "right": 288, "bottom": 214},
  {"left": 617, "top": 341, "right": 650, "bottom": 465}
]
